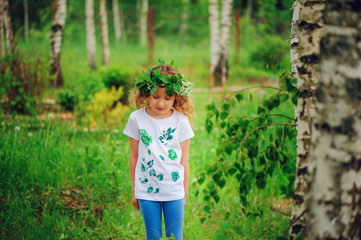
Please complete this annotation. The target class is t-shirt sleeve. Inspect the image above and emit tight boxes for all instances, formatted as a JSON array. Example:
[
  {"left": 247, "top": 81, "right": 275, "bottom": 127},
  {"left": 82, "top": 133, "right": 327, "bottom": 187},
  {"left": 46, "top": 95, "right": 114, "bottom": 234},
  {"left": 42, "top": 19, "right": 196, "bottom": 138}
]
[
  {"left": 123, "top": 113, "right": 140, "bottom": 140},
  {"left": 179, "top": 117, "right": 195, "bottom": 143}
]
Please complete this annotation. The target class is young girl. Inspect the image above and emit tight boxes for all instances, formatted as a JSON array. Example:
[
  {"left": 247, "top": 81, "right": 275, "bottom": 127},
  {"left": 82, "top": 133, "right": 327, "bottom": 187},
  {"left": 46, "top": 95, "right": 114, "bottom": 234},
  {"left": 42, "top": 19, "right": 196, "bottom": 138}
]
[{"left": 123, "top": 63, "right": 194, "bottom": 240}]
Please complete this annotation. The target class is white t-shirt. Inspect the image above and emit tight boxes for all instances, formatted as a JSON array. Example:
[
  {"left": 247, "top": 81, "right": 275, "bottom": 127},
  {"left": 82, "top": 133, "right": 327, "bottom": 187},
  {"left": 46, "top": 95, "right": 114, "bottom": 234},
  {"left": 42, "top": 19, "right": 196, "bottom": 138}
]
[{"left": 123, "top": 108, "right": 195, "bottom": 201}]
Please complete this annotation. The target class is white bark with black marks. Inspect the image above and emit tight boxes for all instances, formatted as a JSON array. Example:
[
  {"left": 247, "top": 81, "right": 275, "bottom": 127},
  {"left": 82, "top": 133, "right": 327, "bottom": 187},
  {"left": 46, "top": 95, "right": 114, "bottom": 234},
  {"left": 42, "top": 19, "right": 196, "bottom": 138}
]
[
  {"left": 307, "top": 1, "right": 361, "bottom": 238},
  {"left": 50, "top": 0, "right": 67, "bottom": 87},
  {"left": 219, "top": 0, "right": 233, "bottom": 87},
  {"left": 209, "top": 0, "right": 220, "bottom": 90},
  {"left": 289, "top": 0, "right": 325, "bottom": 238},
  {"left": 3, "top": 0, "right": 13, "bottom": 54},
  {"left": 209, "top": 0, "right": 233, "bottom": 88}
]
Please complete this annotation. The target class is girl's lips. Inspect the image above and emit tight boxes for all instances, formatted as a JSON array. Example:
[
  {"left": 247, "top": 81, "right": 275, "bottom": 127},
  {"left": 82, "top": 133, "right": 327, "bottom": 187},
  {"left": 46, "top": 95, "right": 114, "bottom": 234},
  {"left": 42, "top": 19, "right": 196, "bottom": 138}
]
[{"left": 157, "top": 108, "right": 165, "bottom": 111}]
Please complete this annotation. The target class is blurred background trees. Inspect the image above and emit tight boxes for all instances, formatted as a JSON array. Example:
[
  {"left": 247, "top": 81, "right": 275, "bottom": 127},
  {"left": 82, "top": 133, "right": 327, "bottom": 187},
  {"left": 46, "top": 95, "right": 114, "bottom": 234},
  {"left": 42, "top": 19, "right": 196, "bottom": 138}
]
[{"left": 0, "top": 0, "right": 293, "bottom": 116}]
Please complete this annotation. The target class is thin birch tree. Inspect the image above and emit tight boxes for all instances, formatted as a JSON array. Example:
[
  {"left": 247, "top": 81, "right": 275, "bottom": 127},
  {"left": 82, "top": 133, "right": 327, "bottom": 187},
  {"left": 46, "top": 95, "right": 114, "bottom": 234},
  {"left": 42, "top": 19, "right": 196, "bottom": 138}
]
[
  {"left": 112, "top": 0, "right": 121, "bottom": 42},
  {"left": 247, "top": 0, "right": 252, "bottom": 20},
  {"left": 119, "top": 1, "right": 126, "bottom": 44},
  {"left": 0, "top": 0, "right": 5, "bottom": 58},
  {"left": 86, "top": 0, "right": 97, "bottom": 70},
  {"left": 179, "top": 0, "right": 189, "bottom": 35},
  {"left": 306, "top": 1, "right": 361, "bottom": 238},
  {"left": 24, "top": 0, "right": 29, "bottom": 39},
  {"left": 219, "top": 0, "right": 232, "bottom": 87},
  {"left": 288, "top": 0, "right": 324, "bottom": 238},
  {"left": 50, "top": 0, "right": 67, "bottom": 87},
  {"left": 209, "top": 0, "right": 233, "bottom": 88},
  {"left": 209, "top": 0, "right": 220, "bottom": 90},
  {"left": 3, "top": 0, "right": 13, "bottom": 55},
  {"left": 99, "top": 0, "right": 110, "bottom": 66},
  {"left": 140, "top": 0, "right": 148, "bottom": 46}
]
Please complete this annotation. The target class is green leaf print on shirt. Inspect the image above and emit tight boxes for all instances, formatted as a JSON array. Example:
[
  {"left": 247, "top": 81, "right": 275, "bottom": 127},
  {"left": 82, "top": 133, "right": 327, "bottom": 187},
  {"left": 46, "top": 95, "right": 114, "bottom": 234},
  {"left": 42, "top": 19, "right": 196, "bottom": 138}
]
[
  {"left": 141, "top": 163, "right": 147, "bottom": 172},
  {"left": 159, "top": 155, "right": 165, "bottom": 161},
  {"left": 154, "top": 188, "right": 160, "bottom": 194},
  {"left": 147, "top": 160, "right": 154, "bottom": 168},
  {"left": 140, "top": 129, "right": 152, "bottom": 146},
  {"left": 171, "top": 171, "right": 180, "bottom": 182},
  {"left": 147, "top": 186, "right": 153, "bottom": 193},
  {"left": 139, "top": 178, "right": 148, "bottom": 184},
  {"left": 156, "top": 174, "right": 164, "bottom": 181},
  {"left": 168, "top": 149, "right": 177, "bottom": 160},
  {"left": 148, "top": 149, "right": 151, "bottom": 155},
  {"left": 159, "top": 127, "right": 177, "bottom": 145},
  {"left": 149, "top": 169, "right": 156, "bottom": 177}
]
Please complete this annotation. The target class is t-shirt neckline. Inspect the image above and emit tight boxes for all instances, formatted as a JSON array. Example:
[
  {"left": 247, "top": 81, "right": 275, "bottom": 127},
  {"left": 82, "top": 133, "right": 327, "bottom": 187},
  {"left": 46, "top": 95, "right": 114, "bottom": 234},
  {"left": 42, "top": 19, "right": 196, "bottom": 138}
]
[{"left": 143, "top": 108, "right": 176, "bottom": 121}]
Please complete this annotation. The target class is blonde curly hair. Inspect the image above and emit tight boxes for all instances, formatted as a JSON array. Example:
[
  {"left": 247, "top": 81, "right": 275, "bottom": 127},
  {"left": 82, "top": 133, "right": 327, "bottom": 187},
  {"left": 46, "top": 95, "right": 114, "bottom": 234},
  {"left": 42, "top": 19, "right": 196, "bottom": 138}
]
[{"left": 129, "top": 64, "right": 194, "bottom": 119}]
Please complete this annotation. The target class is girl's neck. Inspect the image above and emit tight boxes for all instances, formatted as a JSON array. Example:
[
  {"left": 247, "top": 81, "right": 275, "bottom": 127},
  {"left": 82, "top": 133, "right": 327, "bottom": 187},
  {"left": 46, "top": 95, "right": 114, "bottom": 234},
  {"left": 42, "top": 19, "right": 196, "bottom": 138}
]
[{"left": 145, "top": 107, "right": 174, "bottom": 120}]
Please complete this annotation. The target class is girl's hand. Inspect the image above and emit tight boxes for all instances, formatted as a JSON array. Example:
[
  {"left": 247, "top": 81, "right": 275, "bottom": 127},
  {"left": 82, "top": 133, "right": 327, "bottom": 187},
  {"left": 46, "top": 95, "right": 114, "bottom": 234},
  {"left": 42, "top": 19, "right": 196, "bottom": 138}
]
[
  {"left": 184, "top": 197, "right": 187, "bottom": 208},
  {"left": 132, "top": 196, "right": 139, "bottom": 210}
]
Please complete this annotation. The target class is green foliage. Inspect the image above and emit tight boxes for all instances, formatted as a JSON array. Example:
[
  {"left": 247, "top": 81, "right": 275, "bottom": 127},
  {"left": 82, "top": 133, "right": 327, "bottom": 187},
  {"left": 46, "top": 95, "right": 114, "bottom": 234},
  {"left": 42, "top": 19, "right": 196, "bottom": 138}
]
[
  {"left": 256, "top": 0, "right": 293, "bottom": 34},
  {"left": 135, "top": 59, "right": 193, "bottom": 97},
  {"left": 76, "top": 74, "right": 105, "bottom": 103},
  {"left": 0, "top": 50, "right": 50, "bottom": 115},
  {"left": 250, "top": 35, "right": 290, "bottom": 71},
  {"left": 99, "top": 65, "right": 141, "bottom": 104},
  {"left": 58, "top": 90, "right": 79, "bottom": 111},
  {"left": 199, "top": 72, "right": 297, "bottom": 217}
]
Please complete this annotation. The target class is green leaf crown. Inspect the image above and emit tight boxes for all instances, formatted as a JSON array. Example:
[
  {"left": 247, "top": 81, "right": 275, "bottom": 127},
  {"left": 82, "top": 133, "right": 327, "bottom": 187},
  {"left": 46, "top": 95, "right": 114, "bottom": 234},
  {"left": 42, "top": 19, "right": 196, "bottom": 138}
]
[{"left": 135, "top": 59, "right": 193, "bottom": 97}]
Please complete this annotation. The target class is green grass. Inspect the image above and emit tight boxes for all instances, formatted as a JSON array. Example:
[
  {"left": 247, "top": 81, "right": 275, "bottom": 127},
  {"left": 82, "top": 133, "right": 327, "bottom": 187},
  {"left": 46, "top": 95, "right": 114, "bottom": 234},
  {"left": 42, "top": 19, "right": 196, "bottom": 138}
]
[{"left": 0, "top": 89, "right": 294, "bottom": 239}]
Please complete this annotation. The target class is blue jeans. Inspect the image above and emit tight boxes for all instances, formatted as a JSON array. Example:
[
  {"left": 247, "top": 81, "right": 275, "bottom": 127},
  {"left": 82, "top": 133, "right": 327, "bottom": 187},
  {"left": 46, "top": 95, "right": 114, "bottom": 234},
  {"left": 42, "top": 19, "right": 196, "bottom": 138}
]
[{"left": 138, "top": 199, "right": 184, "bottom": 240}]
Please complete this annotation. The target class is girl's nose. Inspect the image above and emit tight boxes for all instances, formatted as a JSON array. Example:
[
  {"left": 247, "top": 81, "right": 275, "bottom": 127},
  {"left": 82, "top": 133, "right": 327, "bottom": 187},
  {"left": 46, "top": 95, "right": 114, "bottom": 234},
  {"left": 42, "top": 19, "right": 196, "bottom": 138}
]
[{"left": 158, "top": 99, "right": 165, "bottom": 106}]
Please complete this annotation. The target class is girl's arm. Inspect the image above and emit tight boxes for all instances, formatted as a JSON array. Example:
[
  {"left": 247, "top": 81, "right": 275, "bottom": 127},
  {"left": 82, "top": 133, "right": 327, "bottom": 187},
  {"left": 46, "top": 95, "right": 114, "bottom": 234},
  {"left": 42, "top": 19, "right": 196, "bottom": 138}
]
[
  {"left": 180, "top": 139, "right": 191, "bottom": 208},
  {"left": 129, "top": 137, "right": 139, "bottom": 210}
]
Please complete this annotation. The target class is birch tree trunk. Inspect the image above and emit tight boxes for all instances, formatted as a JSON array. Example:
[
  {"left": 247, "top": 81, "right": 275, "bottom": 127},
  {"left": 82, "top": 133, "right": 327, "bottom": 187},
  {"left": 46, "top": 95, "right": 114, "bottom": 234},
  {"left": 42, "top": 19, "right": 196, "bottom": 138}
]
[
  {"left": 99, "top": 0, "right": 110, "bottom": 66},
  {"left": 140, "top": 0, "right": 148, "bottom": 46},
  {"left": 179, "top": 0, "right": 189, "bottom": 35},
  {"left": 307, "top": 1, "right": 361, "bottom": 238},
  {"left": 112, "top": 0, "right": 121, "bottom": 42},
  {"left": 209, "top": 0, "right": 233, "bottom": 88},
  {"left": 119, "top": 1, "right": 126, "bottom": 44},
  {"left": 86, "top": 0, "right": 97, "bottom": 70},
  {"left": 209, "top": 0, "right": 220, "bottom": 90},
  {"left": 219, "top": 0, "right": 233, "bottom": 88},
  {"left": 50, "top": 0, "right": 67, "bottom": 87},
  {"left": 0, "top": 0, "right": 5, "bottom": 58},
  {"left": 24, "top": 0, "right": 29, "bottom": 39},
  {"left": 289, "top": 0, "right": 324, "bottom": 238},
  {"left": 247, "top": 0, "right": 252, "bottom": 20},
  {"left": 288, "top": 2, "right": 303, "bottom": 236},
  {"left": 3, "top": 0, "right": 13, "bottom": 55}
]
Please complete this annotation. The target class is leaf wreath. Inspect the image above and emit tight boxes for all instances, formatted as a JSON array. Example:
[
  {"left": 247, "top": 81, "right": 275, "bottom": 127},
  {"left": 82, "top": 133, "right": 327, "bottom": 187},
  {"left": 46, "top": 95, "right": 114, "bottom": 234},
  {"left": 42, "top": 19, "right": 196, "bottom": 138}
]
[{"left": 135, "top": 59, "right": 193, "bottom": 97}]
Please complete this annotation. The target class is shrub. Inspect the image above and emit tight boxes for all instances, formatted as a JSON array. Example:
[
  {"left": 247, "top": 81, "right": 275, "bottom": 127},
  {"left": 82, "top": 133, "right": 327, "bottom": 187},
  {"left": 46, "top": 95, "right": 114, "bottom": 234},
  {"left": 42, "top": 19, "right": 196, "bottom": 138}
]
[
  {"left": 0, "top": 50, "right": 50, "bottom": 115},
  {"left": 58, "top": 90, "right": 79, "bottom": 111},
  {"left": 86, "top": 87, "right": 131, "bottom": 127},
  {"left": 99, "top": 66, "right": 132, "bottom": 104},
  {"left": 77, "top": 74, "right": 104, "bottom": 103},
  {"left": 250, "top": 35, "right": 289, "bottom": 71}
]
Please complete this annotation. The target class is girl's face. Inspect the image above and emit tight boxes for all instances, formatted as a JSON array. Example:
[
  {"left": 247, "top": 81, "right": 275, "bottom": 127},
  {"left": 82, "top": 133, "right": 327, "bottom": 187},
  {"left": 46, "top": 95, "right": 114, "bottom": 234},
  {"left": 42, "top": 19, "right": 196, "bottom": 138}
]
[{"left": 147, "top": 87, "right": 176, "bottom": 119}]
